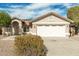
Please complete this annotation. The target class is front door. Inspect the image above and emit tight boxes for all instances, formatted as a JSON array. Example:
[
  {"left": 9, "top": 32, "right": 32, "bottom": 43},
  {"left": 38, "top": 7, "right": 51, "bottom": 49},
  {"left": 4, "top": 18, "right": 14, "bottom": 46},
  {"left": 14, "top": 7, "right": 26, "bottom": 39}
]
[{"left": 12, "top": 21, "right": 19, "bottom": 35}]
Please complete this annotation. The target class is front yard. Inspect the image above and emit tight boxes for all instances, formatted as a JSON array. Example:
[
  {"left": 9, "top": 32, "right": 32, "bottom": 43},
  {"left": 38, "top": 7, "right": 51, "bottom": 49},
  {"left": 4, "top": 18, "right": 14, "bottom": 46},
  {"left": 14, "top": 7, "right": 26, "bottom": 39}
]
[
  {"left": 0, "top": 36, "right": 15, "bottom": 56},
  {"left": 43, "top": 36, "right": 79, "bottom": 56},
  {"left": 0, "top": 35, "right": 79, "bottom": 56}
]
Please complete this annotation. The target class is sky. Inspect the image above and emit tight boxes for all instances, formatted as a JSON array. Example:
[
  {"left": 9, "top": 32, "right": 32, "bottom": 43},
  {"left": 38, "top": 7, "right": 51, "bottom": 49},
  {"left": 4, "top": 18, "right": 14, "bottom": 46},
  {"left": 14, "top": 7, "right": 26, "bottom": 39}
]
[{"left": 0, "top": 3, "right": 79, "bottom": 19}]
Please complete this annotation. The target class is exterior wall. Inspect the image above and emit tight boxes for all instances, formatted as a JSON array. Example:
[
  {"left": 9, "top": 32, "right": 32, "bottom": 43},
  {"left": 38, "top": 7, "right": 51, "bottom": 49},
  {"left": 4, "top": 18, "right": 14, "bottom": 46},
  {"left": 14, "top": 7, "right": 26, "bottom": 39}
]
[
  {"left": 33, "top": 15, "right": 70, "bottom": 25},
  {"left": 65, "top": 25, "right": 70, "bottom": 37},
  {"left": 2, "top": 27, "right": 5, "bottom": 35},
  {"left": 30, "top": 24, "right": 37, "bottom": 35},
  {"left": 30, "top": 15, "right": 70, "bottom": 37}
]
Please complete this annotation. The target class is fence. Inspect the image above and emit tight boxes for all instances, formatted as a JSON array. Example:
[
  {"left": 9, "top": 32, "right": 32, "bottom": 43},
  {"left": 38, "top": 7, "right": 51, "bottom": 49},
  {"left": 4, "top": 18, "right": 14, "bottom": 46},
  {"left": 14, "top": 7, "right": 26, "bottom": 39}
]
[{"left": 3, "top": 27, "right": 12, "bottom": 36}]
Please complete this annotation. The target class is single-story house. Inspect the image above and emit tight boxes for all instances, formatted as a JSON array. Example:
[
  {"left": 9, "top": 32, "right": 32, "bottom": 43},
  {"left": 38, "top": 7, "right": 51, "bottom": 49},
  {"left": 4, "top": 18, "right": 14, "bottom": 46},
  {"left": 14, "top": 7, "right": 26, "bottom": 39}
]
[
  {"left": 30, "top": 12, "right": 75, "bottom": 37},
  {"left": 0, "top": 12, "right": 75, "bottom": 37}
]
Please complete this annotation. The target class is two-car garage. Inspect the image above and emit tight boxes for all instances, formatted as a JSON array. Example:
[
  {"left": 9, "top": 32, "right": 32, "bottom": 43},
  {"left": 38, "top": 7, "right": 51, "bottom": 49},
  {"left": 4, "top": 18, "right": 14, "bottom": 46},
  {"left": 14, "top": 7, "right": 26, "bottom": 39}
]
[
  {"left": 37, "top": 25, "right": 67, "bottom": 37},
  {"left": 31, "top": 12, "right": 73, "bottom": 38}
]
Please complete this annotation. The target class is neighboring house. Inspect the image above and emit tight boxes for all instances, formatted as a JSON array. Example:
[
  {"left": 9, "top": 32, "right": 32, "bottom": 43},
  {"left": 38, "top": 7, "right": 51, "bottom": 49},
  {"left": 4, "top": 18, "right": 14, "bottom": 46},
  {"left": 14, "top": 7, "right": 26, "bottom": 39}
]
[
  {"left": 30, "top": 12, "right": 75, "bottom": 37},
  {"left": 0, "top": 12, "right": 75, "bottom": 37}
]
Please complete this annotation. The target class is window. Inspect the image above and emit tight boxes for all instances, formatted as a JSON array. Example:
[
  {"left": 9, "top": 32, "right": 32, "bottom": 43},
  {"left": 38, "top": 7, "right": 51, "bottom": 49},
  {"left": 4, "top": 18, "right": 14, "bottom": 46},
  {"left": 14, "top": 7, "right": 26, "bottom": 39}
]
[
  {"left": 23, "top": 26, "right": 29, "bottom": 32},
  {"left": 23, "top": 27, "right": 26, "bottom": 32},
  {"left": 26, "top": 27, "right": 29, "bottom": 32}
]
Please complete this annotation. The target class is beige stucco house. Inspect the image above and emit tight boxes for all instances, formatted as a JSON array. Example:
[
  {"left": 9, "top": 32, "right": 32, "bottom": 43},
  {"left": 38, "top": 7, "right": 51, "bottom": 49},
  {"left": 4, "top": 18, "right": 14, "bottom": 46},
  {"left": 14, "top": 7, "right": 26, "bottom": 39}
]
[
  {"left": 0, "top": 12, "right": 75, "bottom": 37},
  {"left": 30, "top": 12, "right": 75, "bottom": 37}
]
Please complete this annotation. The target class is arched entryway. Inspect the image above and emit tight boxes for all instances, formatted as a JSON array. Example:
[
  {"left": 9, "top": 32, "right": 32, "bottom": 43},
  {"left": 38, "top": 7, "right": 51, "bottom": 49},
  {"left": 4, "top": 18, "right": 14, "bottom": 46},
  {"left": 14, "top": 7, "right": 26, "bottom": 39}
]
[{"left": 12, "top": 21, "right": 19, "bottom": 35}]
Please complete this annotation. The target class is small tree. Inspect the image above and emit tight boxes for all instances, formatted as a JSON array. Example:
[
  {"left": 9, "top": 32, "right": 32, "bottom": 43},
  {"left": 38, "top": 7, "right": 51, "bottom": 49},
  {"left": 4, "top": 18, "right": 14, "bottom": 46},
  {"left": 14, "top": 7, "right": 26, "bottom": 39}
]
[
  {"left": 67, "top": 6, "right": 79, "bottom": 34},
  {"left": 0, "top": 11, "right": 11, "bottom": 27}
]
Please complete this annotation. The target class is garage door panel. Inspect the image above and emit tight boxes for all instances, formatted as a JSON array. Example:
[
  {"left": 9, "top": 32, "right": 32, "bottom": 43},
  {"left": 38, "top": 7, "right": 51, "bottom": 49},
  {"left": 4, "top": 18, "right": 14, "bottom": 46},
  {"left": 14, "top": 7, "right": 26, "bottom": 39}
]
[{"left": 37, "top": 25, "right": 66, "bottom": 37}]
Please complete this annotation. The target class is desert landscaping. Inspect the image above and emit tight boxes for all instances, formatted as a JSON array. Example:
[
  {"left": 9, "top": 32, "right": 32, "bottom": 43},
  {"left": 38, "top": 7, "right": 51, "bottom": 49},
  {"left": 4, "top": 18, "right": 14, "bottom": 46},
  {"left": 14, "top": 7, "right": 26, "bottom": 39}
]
[
  {"left": 0, "top": 3, "right": 79, "bottom": 56},
  {"left": 0, "top": 35, "right": 79, "bottom": 56}
]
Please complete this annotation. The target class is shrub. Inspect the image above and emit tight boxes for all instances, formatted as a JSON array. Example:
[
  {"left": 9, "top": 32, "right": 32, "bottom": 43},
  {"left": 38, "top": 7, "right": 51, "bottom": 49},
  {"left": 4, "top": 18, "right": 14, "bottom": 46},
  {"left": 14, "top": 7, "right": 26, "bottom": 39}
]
[{"left": 14, "top": 34, "right": 47, "bottom": 56}]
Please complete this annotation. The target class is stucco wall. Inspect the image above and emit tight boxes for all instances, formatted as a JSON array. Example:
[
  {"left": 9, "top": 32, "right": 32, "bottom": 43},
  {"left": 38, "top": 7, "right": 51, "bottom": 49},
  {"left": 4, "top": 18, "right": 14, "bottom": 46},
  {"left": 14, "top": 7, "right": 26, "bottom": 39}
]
[
  {"left": 33, "top": 15, "right": 70, "bottom": 25},
  {"left": 30, "top": 24, "right": 37, "bottom": 35},
  {"left": 30, "top": 15, "right": 70, "bottom": 37}
]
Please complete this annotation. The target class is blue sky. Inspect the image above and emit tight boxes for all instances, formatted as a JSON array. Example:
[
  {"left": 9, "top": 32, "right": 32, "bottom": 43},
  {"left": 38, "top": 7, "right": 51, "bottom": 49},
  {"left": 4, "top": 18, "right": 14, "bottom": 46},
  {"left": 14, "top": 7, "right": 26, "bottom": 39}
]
[{"left": 0, "top": 3, "right": 79, "bottom": 19}]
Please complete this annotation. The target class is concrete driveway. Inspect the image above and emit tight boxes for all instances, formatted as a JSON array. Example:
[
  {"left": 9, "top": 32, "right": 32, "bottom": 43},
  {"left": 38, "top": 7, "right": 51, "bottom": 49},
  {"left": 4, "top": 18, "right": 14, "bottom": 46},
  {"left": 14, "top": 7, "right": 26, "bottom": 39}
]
[{"left": 42, "top": 36, "right": 79, "bottom": 56}]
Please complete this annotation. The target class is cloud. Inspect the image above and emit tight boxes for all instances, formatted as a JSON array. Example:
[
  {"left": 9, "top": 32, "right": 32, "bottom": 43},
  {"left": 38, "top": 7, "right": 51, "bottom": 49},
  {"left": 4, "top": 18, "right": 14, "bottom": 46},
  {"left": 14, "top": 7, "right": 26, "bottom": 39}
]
[
  {"left": 25, "top": 3, "right": 51, "bottom": 10},
  {"left": 0, "top": 3, "right": 79, "bottom": 19},
  {"left": 8, "top": 3, "right": 67, "bottom": 19},
  {"left": 63, "top": 3, "right": 79, "bottom": 8},
  {"left": 9, "top": 5, "right": 23, "bottom": 9},
  {"left": 10, "top": 8, "right": 35, "bottom": 19},
  {"left": 33, "top": 8, "right": 52, "bottom": 17},
  {"left": 7, "top": 3, "right": 53, "bottom": 19}
]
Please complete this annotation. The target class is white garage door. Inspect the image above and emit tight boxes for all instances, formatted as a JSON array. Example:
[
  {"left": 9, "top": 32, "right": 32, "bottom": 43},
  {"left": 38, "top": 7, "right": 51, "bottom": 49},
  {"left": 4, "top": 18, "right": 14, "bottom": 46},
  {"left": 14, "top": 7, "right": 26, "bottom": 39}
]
[{"left": 37, "top": 25, "right": 66, "bottom": 37}]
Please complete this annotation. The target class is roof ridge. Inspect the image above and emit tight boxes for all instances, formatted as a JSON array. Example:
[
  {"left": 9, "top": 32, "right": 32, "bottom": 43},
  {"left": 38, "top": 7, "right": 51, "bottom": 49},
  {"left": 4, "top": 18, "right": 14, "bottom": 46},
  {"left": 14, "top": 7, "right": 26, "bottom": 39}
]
[{"left": 32, "top": 11, "right": 74, "bottom": 23}]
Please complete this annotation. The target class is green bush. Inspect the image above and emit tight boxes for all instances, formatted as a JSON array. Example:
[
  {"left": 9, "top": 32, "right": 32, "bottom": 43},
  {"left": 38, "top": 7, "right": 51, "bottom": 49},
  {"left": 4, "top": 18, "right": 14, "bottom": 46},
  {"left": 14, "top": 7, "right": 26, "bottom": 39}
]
[{"left": 14, "top": 34, "right": 47, "bottom": 56}]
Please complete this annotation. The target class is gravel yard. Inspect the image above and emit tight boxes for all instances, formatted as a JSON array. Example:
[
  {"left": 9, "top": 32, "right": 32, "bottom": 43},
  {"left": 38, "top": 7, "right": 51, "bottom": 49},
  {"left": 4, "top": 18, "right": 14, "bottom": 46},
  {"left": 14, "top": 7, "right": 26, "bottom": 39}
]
[
  {"left": 0, "top": 36, "right": 15, "bottom": 56},
  {"left": 0, "top": 35, "right": 79, "bottom": 56}
]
